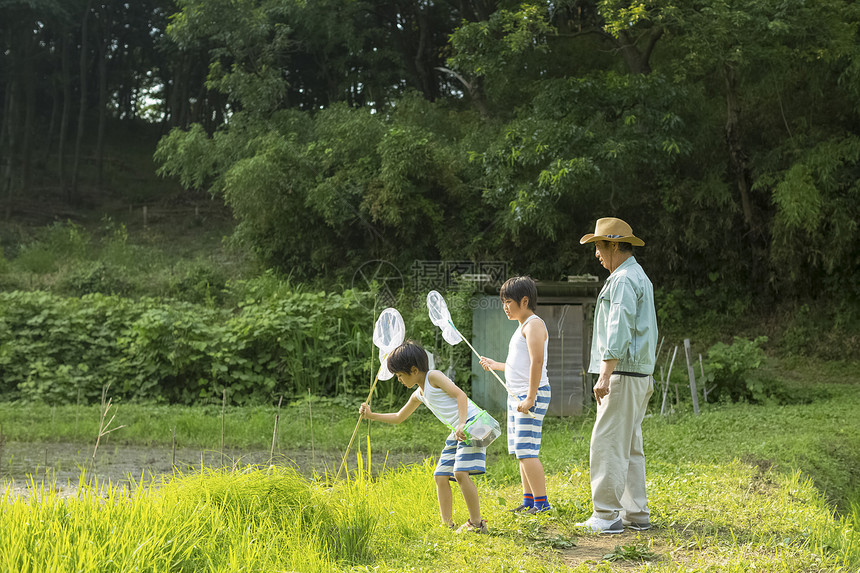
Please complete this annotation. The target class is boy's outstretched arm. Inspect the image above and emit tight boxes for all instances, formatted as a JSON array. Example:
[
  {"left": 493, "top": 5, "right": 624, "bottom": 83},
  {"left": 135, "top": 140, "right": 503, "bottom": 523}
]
[
  {"left": 520, "top": 318, "right": 548, "bottom": 413},
  {"left": 360, "top": 393, "right": 421, "bottom": 424},
  {"left": 479, "top": 356, "right": 505, "bottom": 371}
]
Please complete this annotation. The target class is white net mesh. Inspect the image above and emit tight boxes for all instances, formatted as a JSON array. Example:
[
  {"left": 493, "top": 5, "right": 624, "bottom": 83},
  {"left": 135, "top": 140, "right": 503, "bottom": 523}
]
[
  {"left": 426, "top": 290, "right": 462, "bottom": 345},
  {"left": 373, "top": 307, "right": 406, "bottom": 380}
]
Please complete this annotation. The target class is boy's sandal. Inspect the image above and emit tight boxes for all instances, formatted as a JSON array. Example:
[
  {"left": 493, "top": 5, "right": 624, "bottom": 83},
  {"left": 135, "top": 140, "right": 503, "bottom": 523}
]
[
  {"left": 508, "top": 503, "right": 531, "bottom": 513},
  {"left": 456, "top": 519, "right": 489, "bottom": 534}
]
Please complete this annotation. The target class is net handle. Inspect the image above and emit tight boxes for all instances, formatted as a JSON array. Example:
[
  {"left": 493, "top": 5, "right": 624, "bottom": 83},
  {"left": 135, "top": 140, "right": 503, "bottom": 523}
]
[{"left": 336, "top": 353, "right": 389, "bottom": 481}]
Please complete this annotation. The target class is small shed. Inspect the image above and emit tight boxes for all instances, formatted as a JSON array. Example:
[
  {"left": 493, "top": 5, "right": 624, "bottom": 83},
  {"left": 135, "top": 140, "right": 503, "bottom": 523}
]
[{"left": 470, "top": 279, "right": 602, "bottom": 416}]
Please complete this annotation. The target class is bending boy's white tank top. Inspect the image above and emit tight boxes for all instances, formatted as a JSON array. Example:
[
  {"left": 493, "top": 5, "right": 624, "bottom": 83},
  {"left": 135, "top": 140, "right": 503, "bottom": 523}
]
[
  {"left": 414, "top": 371, "right": 480, "bottom": 427},
  {"left": 504, "top": 314, "right": 549, "bottom": 394}
]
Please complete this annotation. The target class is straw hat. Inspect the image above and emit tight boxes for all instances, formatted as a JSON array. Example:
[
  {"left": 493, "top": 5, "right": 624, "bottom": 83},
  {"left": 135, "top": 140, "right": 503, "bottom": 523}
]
[{"left": 579, "top": 217, "right": 644, "bottom": 246}]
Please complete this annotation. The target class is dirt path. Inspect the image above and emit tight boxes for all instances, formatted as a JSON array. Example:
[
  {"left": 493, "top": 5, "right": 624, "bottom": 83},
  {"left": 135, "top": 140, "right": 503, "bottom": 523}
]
[{"left": 557, "top": 529, "right": 663, "bottom": 569}]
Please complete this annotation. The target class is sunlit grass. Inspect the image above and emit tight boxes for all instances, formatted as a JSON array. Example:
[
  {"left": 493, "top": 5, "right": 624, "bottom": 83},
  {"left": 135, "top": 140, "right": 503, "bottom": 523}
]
[
  {"left": 1, "top": 371, "right": 859, "bottom": 570},
  {"left": 1, "top": 450, "right": 857, "bottom": 572}
]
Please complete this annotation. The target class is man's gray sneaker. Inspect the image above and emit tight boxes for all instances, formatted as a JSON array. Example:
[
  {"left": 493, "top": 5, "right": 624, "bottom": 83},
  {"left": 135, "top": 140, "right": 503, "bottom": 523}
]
[{"left": 623, "top": 521, "right": 651, "bottom": 531}]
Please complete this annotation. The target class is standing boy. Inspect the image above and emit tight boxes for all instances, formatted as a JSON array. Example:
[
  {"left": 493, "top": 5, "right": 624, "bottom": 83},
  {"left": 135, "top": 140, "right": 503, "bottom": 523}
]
[
  {"left": 479, "top": 276, "right": 552, "bottom": 514},
  {"left": 360, "top": 340, "right": 489, "bottom": 533}
]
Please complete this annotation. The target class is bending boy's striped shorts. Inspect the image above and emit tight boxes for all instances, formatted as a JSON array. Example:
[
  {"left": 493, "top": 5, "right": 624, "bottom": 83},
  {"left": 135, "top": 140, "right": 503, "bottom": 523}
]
[
  {"left": 507, "top": 384, "right": 551, "bottom": 459},
  {"left": 434, "top": 433, "right": 487, "bottom": 479}
]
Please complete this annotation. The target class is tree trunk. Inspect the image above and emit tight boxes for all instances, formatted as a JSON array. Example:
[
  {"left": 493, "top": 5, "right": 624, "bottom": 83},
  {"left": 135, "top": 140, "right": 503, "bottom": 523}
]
[
  {"left": 2, "top": 85, "right": 17, "bottom": 220},
  {"left": 47, "top": 71, "right": 60, "bottom": 154},
  {"left": 71, "top": 0, "right": 92, "bottom": 202},
  {"left": 58, "top": 33, "right": 71, "bottom": 198},
  {"left": 616, "top": 28, "right": 663, "bottom": 76},
  {"left": 96, "top": 6, "right": 110, "bottom": 190},
  {"left": 20, "top": 33, "right": 35, "bottom": 199},
  {"left": 0, "top": 26, "right": 12, "bottom": 179},
  {"left": 2, "top": 25, "right": 22, "bottom": 219},
  {"left": 723, "top": 64, "right": 755, "bottom": 232},
  {"left": 413, "top": 7, "right": 437, "bottom": 102}
]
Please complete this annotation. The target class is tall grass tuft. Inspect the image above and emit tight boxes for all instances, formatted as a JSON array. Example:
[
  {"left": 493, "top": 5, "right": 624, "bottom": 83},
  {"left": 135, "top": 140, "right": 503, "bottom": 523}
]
[{"left": 0, "top": 466, "right": 380, "bottom": 572}]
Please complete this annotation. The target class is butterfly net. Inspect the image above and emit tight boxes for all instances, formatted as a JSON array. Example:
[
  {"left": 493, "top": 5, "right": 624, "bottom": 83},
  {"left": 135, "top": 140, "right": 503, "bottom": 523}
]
[
  {"left": 426, "top": 290, "right": 462, "bottom": 346},
  {"left": 373, "top": 307, "right": 406, "bottom": 380}
]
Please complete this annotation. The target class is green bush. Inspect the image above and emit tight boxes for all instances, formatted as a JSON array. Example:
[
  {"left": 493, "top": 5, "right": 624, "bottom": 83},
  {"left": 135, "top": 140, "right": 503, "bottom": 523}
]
[
  {"left": 703, "top": 336, "right": 785, "bottom": 403},
  {"left": 0, "top": 291, "right": 136, "bottom": 404},
  {"left": 0, "top": 289, "right": 386, "bottom": 405},
  {"left": 165, "top": 260, "right": 231, "bottom": 306},
  {"left": 56, "top": 261, "right": 136, "bottom": 297}
]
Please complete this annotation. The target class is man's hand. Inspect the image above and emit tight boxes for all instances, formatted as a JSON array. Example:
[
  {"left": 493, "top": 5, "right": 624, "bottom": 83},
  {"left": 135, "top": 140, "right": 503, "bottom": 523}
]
[
  {"left": 593, "top": 377, "right": 611, "bottom": 405},
  {"left": 517, "top": 396, "right": 535, "bottom": 413},
  {"left": 479, "top": 356, "right": 500, "bottom": 371},
  {"left": 594, "top": 359, "right": 618, "bottom": 405},
  {"left": 359, "top": 402, "right": 373, "bottom": 419}
]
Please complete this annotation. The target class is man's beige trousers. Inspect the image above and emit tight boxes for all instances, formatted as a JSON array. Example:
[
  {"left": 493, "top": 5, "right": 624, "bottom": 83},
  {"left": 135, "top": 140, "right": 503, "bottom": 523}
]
[{"left": 589, "top": 374, "right": 654, "bottom": 522}]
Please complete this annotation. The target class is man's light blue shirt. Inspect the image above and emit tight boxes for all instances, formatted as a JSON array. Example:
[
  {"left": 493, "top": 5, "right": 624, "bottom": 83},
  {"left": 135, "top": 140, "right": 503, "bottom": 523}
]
[{"left": 588, "top": 256, "right": 658, "bottom": 375}]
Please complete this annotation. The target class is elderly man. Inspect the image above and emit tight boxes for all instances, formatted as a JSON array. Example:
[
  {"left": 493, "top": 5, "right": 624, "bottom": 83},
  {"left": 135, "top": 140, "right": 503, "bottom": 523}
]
[{"left": 576, "top": 217, "right": 657, "bottom": 534}]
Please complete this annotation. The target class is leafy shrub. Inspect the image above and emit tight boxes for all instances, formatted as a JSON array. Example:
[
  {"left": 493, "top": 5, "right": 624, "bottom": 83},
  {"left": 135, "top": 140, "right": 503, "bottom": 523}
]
[
  {"left": 167, "top": 260, "right": 231, "bottom": 306},
  {"left": 0, "top": 289, "right": 391, "bottom": 405},
  {"left": 56, "top": 261, "right": 136, "bottom": 297},
  {"left": 703, "top": 336, "right": 783, "bottom": 403},
  {"left": 14, "top": 245, "right": 59, "bottom": 274},
  {"left": 0, "top": 291, "right": 137, "bottom": 404}
]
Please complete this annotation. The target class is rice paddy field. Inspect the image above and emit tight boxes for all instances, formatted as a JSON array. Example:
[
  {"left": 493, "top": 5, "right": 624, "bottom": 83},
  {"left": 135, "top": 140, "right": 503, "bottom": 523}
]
[{"left": 0, "top": 359, "right": 858, "bottom": 572}]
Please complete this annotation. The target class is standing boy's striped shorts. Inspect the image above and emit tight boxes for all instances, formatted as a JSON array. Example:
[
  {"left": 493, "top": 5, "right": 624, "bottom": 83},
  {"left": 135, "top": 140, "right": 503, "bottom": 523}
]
[
  {"left": 507, "top": 384, "right": 551, "bottom": 459},
  {"left": 434, "top": 431, "right": 487, "bottom": 479}
]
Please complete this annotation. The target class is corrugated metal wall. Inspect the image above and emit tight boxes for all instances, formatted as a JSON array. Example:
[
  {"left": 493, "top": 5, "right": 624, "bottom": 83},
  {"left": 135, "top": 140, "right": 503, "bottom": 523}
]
[{"left": 470, "top": 295, "right": 587, "bottom": 416}]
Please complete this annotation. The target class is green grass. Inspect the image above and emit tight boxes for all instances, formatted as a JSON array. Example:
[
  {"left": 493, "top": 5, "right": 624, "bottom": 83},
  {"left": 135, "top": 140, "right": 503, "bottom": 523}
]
[
  {"left": 0, "top": 398, "right": 446, "bottom": 452},
  {"left": 0, "top": 442, "right": 857, "bottom": 571},
  {"left": 1, "top": 360, "right": 859, "bottom": 571},
  {"left": 1, "top": 366, "right": 858, "bottom": 505}
]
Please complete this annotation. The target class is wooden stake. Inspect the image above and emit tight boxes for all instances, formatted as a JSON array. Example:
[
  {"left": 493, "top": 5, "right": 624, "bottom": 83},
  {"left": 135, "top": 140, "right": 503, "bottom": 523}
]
[
  {"left": 684, "top": 339, "right": 700, "bottom": 415},
  {"left": 661, "top": 346, "right": 678, "bottom": 416},
  {"left": 270, "top": 395, "right": 283, "bottom": 465},
  {"left": 171, "top": 426, "right": 176, "bottom": 469},
  {"left": 308, "top": 389, "right": 315, "bottom": 470},
  {"left": 220, "top": 389, "right": 226, "bottom": 467},
  {"left": 699, "top": 353, "right": 708, "bottom": 403}
]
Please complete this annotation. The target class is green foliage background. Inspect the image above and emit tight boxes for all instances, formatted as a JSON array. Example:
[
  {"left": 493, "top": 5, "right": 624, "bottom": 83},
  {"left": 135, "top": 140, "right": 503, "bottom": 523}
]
[
  {"left": 150, "top": 1, "right": 859, "bottom": 343},
  {"left": 1, "top": 0, "right": 859, "bottom": 406}
]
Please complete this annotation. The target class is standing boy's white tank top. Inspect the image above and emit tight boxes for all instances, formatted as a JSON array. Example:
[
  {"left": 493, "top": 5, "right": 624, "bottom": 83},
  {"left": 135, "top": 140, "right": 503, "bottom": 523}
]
[
  {"left": 505, "top": 314, "right": 550, "bottom": 395},
  {"left": 414, "top": 371, "right": 480, "bottom": 427}
]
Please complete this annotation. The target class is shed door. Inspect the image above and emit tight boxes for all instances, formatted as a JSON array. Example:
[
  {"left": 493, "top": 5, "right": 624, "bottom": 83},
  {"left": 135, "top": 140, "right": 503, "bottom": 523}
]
[
  {"left": 470, "top": 296, "right": 517, "bottom": 413},
  {"left": 535, "top": 304, "right": 585, "bottom": 416},
  {"left": 471, "top": 297, "right": 585, "bottom": 416}
]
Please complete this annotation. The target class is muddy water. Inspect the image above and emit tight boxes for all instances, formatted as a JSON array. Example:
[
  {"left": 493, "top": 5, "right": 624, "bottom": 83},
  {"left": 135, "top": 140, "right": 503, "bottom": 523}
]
[{"left": 0, "top": 441, "right": 429, "bottom": 499}]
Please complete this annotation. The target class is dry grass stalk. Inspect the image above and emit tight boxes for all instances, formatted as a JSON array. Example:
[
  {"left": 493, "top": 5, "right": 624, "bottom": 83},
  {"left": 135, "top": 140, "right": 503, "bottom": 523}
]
[{"left": 92, "top": 384, "right": 126, "bottom": 466}]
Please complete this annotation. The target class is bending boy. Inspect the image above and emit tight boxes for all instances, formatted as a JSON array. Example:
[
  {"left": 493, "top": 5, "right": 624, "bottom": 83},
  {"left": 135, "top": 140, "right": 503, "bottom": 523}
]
[
  {"left": 480, "top": 276, "right": 552, "bottom": 514},
  {"left": 360, "top": 340, "right": 488, "bottom": 533}
]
